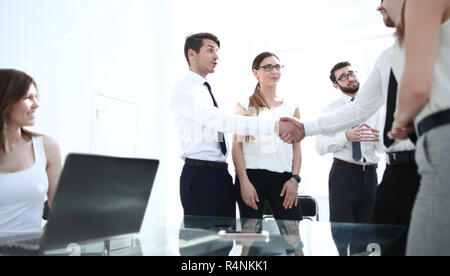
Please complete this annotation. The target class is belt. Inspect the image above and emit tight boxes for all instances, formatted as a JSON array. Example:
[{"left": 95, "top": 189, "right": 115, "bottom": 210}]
[
  {"left": 333, "top": 158, "right": 378, "bottom": 171},
  {"left": 185, "top": 158, "right": 228, "bottom": 170},
  {"left": 418, "top": 109, "right": 450, "bottom": 137},
  {"left": 386, "top": 150, "right": 416, "bottom": 166}
]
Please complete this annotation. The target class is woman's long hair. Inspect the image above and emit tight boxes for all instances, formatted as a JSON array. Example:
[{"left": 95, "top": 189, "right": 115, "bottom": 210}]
[
  {"left": 248, "top": 52, "right": 280, "bottom": 116},
  {"left": 0, "top": 69, "right": 36, "bottom": 150}
]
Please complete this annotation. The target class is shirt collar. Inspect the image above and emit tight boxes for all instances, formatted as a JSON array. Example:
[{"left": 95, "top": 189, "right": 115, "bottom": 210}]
[
  {"left": 341, "top": 93, "right": 356, "bottom": 103},
  {"left": 187, "top": 70, "right": 207, "bottom": 85}
]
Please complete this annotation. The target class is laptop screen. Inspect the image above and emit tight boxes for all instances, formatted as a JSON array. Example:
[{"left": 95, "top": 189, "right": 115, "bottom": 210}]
[{"left": 40, "top": 154, "right": 158, "bottom": 251}]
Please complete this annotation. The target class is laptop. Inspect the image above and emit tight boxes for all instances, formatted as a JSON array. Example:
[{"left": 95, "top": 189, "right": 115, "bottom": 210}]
[{"left": 0, "top": 153, "right": 159, "bottom": 255}]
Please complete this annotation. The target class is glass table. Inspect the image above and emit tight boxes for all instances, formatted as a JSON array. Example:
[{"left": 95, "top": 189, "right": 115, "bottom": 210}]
[
  {"left": 1, "top": 216, "right": 405, "bottom": 256},
  {"left": 136, "top": 216, "right": 405, "bottom": 256}
]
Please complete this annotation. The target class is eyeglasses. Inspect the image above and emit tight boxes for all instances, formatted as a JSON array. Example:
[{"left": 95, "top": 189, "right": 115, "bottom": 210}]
[
  {"left": 335, "top": 71, "right": 357, "bottom": 83},
  {"left": 256, "top": 64, "right": 284, "bottom": 72}
]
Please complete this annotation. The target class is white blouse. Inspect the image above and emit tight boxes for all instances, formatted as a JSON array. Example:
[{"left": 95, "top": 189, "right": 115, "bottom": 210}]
[
  {"left": 239, "top": 98, "right": 298, "bottom": 174},
  {"left": 0, "top": 136, "right": 49, "bottom": 234},
  {"left": 391, "top": 19, "right": 450, "bottom": 125}
]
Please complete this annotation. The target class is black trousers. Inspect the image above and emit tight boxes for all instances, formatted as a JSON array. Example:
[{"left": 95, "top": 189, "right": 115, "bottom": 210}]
[
  {"left": 330, "top": 224, "right": 372, "bottom": 256},
  {"left": 235, "top": 169, "right": 302, "bottom": 221},
  {"left": 373, "top": 161, "right": 421, "bottom": 256},
  {"left": 180, "top": 164, "right": 236, "bottom": 218},
  {"left": 329, "top": 162, "right": 378, "bottom": 224}
]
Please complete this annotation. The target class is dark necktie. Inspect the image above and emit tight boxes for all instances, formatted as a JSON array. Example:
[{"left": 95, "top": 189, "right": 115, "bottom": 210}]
[
  {"left": 384, "top": 70, "right": 398, "bottom": 148},
  {"left": 350, "top": 98, "right": 362, "bottom": 161},
  {"left": 204, "top": 82, "right": 227, "bottom": 156}
]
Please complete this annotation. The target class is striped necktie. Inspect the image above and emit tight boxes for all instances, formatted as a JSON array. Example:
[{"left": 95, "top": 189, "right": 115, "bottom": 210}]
[{"left": 350, "top": 98, "right": 362, "bottom": 162}]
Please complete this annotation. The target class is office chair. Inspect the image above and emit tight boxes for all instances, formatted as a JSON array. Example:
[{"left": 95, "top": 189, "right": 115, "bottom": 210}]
[
  {"left": 43, "top": 201, "right": 50, "bottom": 221},
  {"left": 263, "top": 196, "right": 319, "bottom": 221}
]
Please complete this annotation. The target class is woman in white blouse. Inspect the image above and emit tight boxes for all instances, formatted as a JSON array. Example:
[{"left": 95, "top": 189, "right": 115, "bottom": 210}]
[
  {"left": 389, "top": 0, "right": 450, "bottom": 256},
  {"left": 0, "top": 69, "right": 62, "bottom": 234},
  {"left": 232, "top": 52, "right": 302, "bottom": 220}
]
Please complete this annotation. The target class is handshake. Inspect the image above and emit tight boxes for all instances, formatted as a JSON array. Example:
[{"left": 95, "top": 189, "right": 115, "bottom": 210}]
[
  {"left": 277, "top": 117, "right": 305, "bottom": 144},
  {"left": 277, "top": 118, "right": 380, "bottom": 144}
]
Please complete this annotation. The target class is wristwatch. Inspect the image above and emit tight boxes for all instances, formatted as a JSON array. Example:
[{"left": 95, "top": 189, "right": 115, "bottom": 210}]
[{"left": 291, "top": 174, "right": 301, "bottom": 184}]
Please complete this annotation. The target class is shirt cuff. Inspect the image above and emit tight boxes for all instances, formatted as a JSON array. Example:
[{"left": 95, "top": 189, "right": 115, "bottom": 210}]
[{"left": 304, "top": 120, "right": 320, "bottom": 137}]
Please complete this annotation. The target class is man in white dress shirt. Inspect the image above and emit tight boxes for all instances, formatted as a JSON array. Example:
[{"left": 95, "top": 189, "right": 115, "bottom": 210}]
[
  {"left": 282, "top": 0, "right": 419, "bottom": 255},
  {"left": 316, "top": 62, "right": 382, "bottom": 224},
  {"left": 171, "top": 33, "right": 300, "bottom": 218}
]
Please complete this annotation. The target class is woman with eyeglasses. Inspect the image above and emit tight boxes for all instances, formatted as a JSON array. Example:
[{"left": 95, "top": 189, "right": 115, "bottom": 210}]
[
  {"left": 388, "top": 0, "right": 450, "bottom": 255},
  {"left": 232, "top": 52, "right": 302, "bottom": 221},
  {"left": 0, "top": 69, "right": 62, "bottom": 235}
]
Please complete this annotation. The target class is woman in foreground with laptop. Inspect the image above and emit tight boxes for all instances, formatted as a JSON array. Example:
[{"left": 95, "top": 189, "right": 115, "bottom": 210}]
[{"left": 0, "top": 69, "right": 62, "bottom": 235}]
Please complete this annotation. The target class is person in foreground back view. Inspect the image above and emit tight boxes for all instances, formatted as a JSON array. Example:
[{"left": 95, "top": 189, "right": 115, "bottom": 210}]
[
  {"left": 389, "top": 0, "right": 450, "bottom": 256},
  {"left": 0, "top": 69, "right": 62, "bottom": 235}
]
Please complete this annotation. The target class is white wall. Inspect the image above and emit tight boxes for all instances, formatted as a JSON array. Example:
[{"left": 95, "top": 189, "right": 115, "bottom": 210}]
[
  {"left": 1, "top": 0, "right": 396, "bottom": 243},
  {"left": 0, "top": 0, "right": 174, "bottom": 244}
]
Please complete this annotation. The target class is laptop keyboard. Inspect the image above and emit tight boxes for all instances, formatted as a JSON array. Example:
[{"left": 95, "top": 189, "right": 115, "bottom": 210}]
[
  {"left": 0, "top": 237, "right": 41, "bottom": 253},
  {"left": 9, "top": 237, "right": 41, "bottom": 246}
]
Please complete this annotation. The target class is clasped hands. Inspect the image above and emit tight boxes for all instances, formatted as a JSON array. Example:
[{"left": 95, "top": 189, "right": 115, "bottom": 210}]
[{"left": 346, "top": 124, "right": 380, "bottom": 143}]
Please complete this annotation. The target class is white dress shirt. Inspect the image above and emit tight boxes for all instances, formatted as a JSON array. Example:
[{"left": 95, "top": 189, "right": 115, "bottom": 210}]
[
  {"left": 171, "top": 71, "right": 276, "bottom": 162},
  {"left": 315, "top": 94, "right": 383, "bottom": 165},
  {"left": 304, "top": 47, "right": 415, "bottom": 154}
]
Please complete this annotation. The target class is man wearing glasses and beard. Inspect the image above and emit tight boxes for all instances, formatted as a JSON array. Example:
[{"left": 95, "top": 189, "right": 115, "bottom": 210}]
[{"left": 315, "top": 62, "right": 382, "bottom": 226}]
